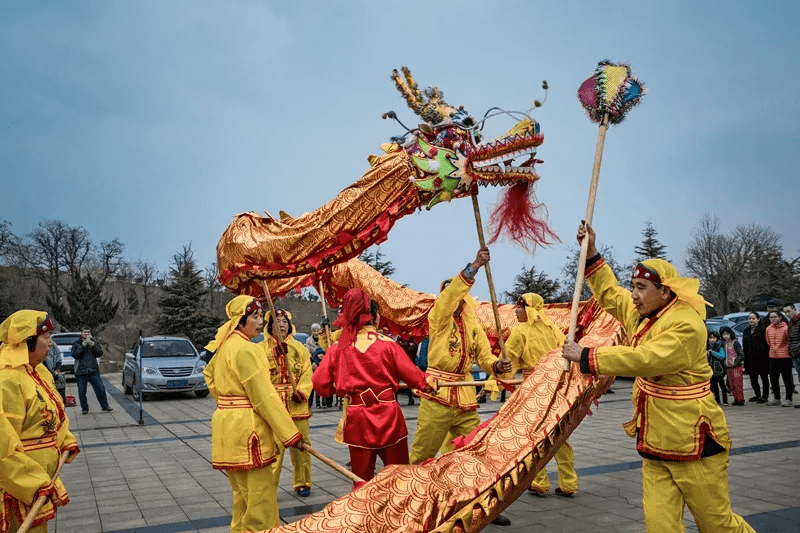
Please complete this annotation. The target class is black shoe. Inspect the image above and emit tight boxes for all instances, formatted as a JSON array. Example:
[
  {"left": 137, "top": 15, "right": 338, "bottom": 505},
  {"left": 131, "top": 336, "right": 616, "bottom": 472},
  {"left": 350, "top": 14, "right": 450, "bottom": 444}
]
[
  {"left": 81, "top": 409, "right": 88, "bottom": 415},
  {"left": 408, "top": 399, "right": 415, "bottom": 406},
  {"left": 555, "top": 487, "right": 575, "bottom": 497},
  {"left": 491, "top": 514, "right": 511, "bottom": 526},
  {"left": 757, "top": 398, "right": 768, "bottom": 404},
  {"left": 102, "top": 407, "right": 113, "bottom": 412},
  {"left": 748, "top": 396, "right": 760, "bottom": 402}
]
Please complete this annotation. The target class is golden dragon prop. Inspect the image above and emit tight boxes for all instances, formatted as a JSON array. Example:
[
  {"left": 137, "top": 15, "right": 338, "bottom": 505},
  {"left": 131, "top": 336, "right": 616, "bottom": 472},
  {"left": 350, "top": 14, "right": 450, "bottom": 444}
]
[
  {"left": 215, "top": 69, "right": 624, "bottom": 533},
  {"left": 217, "top": 67, "right": 556, "bottom": 300}
]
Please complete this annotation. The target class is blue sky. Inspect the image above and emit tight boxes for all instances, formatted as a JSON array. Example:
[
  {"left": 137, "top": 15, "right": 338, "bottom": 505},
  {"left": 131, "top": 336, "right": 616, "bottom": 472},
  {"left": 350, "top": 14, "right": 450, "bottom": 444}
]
[{"left": 1, "top": 1, "right": 798, "bottom": 302}]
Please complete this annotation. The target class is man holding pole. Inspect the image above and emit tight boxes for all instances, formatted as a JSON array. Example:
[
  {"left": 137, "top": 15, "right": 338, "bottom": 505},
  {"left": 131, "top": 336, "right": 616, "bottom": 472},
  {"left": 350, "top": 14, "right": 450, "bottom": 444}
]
[
  {"left": 562, "top": 224, "right": 754, "bottom": 533},
  {"left": 0, "top": 310, "right": 80, "bottom": 533},
  {"left": 409, "top": 249, "right": 512, "bottom": 464},
  {"left": 259, "top": 309, "right": 314, "bottom": 497}
]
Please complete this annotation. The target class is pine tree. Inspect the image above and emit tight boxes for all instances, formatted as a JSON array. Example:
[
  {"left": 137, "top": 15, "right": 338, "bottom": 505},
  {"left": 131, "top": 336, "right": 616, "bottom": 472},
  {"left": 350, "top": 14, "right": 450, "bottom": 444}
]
[
  {"left": 634, "top": 221, "right": 667, "bottom": 262},
  {"left": 157, "top": 245, "right": 220, "bottom": 349},
  {"left": 49, "top": 272, "right": 119, "bottom": 332},
  {"left": 503, "top": 265, "right": 561, "bottom": 303},
  {"left": 359, "top": 247, "right": 396, "bottom": 277}
]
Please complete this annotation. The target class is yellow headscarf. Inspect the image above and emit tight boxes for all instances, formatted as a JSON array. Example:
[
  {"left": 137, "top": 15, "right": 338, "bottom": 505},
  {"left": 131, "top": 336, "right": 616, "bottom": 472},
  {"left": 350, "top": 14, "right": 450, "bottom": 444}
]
[
  {"left": 205, "top": 295, "right": 260, "bottom": 353},
  {"left": 0, "top": 310, "right": 49, "bottom": 369},
  {"left": 519, "top": 293, "right": 561, "bottom": 333},
  {"left": 637, "top": 259, "right": 709, "bottom": 319}
]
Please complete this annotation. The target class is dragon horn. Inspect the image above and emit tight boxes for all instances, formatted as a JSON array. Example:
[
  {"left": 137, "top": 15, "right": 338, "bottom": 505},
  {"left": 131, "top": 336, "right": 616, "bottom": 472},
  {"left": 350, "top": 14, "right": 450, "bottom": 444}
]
[
  {"left": 391, "top": 68, "right": 424, "bottom": 117},
  {"left": 401, "top": 66, "right": 423, "bottom": 104}
]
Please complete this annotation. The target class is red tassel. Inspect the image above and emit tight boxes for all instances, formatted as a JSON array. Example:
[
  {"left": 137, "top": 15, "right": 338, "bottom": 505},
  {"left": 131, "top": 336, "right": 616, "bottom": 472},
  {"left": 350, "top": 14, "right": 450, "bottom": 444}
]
[{"left": 487, "top": 182, "right": 559, "bottom": 251}]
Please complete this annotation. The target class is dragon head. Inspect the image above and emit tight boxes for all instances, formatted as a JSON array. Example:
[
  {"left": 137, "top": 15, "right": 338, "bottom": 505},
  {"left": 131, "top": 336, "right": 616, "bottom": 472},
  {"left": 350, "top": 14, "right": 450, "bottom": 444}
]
[
  {"left": 384, "top": 67, "right": 556, "bottom": 249},
  {"left": 384, "top": 67, "right": 544, "bottom": 210}
]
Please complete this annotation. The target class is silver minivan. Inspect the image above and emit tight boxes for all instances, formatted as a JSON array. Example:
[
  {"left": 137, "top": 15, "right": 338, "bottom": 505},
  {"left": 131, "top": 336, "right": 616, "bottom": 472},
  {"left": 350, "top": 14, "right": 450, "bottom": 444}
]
[{"left": 122, "top": 336, "right": 208, "bottom": 400}]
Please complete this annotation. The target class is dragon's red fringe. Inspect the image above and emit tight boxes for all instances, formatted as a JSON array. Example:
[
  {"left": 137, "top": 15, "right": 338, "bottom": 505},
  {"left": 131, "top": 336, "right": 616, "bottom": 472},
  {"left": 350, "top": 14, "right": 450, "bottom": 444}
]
[{"left": 487, "top": 182, "right": 559, "bottom": 252}]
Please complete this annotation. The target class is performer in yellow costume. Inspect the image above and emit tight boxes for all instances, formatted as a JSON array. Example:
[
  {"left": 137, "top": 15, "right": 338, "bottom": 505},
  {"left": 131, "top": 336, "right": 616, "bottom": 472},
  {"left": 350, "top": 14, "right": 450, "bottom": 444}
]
[
  {"left": 0, "top": 310, "right": 80, "bottom": 533},
  {"left": 410, "top": 249, "right": 512, "bottom": 461},
  {"left": 562, "top": 225, "right": 754, "bottom": 533},
  {"left": 204, "top": 296, "right": 303, "bottom": 533},
  {"left": 259, "top": 309, "right": 313, "bottom": 497},
  {"left": 505, "top": 293, "right": 578, "bottom": 497}
]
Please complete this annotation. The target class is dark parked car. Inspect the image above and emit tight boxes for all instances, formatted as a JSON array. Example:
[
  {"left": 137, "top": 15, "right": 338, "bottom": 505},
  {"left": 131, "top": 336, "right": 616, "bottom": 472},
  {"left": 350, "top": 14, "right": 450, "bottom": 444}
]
[
  {"left": 705, "top": 318, "right": 741, "bottom": 343},
  {"left": 122, "top": 336, "right": 208, "bottom": 400},
  {"left": 50, "top": 332, "right": 81, "bottom": 374}
]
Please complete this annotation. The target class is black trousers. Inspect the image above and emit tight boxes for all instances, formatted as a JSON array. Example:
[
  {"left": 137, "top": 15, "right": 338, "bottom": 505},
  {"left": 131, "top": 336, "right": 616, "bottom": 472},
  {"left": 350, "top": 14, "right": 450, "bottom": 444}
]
[
  {"left": 749, "top": 370, "right": 769, "bottom": 399},
  {"left": 769, "top": 358, "right": 794, "bottom": 400},
  {"left": 710, "top": 375, "right": 727, "bottom": 404}
]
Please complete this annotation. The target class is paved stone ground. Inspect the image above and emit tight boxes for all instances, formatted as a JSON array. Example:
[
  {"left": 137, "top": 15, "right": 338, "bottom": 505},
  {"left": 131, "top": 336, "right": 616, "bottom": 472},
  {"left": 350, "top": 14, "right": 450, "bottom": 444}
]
[{"left": 52, "top": 373, "right": 800, "bottom": 532}]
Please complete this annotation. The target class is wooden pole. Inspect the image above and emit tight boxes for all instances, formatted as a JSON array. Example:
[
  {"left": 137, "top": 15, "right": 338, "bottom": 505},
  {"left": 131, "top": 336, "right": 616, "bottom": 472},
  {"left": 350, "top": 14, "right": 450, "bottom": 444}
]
[
  {"left": 259, "top": 280, "right": 298, "bottom": 394},
  {"left": 318, "top": 280, "right": 333, "bottom": 347},
  {"left": 17, "top": 451, "right": 70, "bottom": 533},
  {"left": 437, "top": 379, "right": 524, "bottom": 388},
  {"left": 564, "top": 113, "right": 609, "bottom": 371},
  {"left": 300, "top": 442, "right": 364, "bottom": 484},
  {"left": 470, "top": 193, "right": 511, "bottom": 365}
]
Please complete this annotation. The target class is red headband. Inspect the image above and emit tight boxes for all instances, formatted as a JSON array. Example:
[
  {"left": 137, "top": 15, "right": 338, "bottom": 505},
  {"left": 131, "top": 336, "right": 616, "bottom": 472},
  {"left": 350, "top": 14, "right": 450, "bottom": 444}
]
[
  {"left": 36, "top": 316, "right": 53, "bottom": 336},
  {"left": 632, "top": 263, "right": 662, "bottom": 284},
  {"left": 245, "top": 299, "right": 262, "bottom": 316}
]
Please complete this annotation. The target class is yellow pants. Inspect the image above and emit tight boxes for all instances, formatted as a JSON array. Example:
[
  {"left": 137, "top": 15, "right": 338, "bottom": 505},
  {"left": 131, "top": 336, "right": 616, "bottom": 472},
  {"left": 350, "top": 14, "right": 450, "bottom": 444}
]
[
  {"left": 227, "top": 466, "right": 278, "bottom": 533},
  {"left": 530, "top": 440, "right": 578, "bottom": 494},
  {"left": 271, "top": 418, "right": 312, "bottom": 491},
  {"left": 642, "top": 451, "right": 755, "bottom": 533},
  {"left": 410, "top": 398, "right": 481, "bottom": 464}
]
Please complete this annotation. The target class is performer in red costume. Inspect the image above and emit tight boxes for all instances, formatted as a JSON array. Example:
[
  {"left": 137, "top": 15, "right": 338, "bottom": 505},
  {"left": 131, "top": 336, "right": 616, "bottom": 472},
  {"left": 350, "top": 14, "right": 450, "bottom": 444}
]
[{"left": 312, "top": 288, "right": 435, "bottom": 482}]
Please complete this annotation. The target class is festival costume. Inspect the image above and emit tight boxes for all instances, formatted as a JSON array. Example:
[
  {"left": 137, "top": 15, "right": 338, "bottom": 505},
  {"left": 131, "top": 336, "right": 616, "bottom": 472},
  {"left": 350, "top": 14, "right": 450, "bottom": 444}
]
[
  {"left": 579, "top": 257, "right": 753, "bottom": 532},
  {"left": 259, "top": 311, "right": 313, "bottom": 492},
  {"left": 0, "top": 311, "right": 79, "bottom": 533},
  {"left": 409, "top": 272, "right": 502, "bottom": 464},
  {"left": 204, "top": 296, "right": 302, "bottom": 533},
  {"left": 505, "top": 293, "right": 578, "bottom": 495},
  {"left": 312, "top": 289, "right": 429, "bottom": 482}
]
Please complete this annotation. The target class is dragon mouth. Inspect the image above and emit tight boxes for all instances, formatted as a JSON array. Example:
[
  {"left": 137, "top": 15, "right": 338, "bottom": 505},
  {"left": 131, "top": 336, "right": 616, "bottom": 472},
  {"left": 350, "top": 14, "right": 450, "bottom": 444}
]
[{"left": 468, "top": 127, "right": 544, "bottom": 184}]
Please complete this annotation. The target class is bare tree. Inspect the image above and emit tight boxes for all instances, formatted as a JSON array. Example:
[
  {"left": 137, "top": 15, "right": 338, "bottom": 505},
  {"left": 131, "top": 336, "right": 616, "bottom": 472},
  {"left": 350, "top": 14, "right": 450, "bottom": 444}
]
[
  {"left": 135, "top": 259, "right": 158, "bottom": 311},
  {"left": 560, "top": 244, "right": 628, "bottom": 301},
  {"left": 204, "top": 262, "right": 222, "bottom": 310},
  {"left": 685, "top": 214, "right": 786, "bottom": 314},
  {"left": 10, "top": 220, "right": 71, "bottom": 305},
  {"left": 0, "top": 219, "right": 17, "bottom": 260}
]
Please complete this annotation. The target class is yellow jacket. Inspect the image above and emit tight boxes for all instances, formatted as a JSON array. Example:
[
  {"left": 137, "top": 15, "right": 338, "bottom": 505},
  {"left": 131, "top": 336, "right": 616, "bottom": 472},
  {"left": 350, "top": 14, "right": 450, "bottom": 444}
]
[
  {"left": 0, "top": 364, "right": 79, "bottom": 531},
  {"left": 418, "top": 273, "right": 500, "bottom": 409},
  {"left": 585, "top": 259, "right": 731, "bottom": 460},
  {"left": 204, "top": 331, "right": 301, "bottom": 470},
  {"left": 259, "top": 335, "right": 312, "bottom": 420}
]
